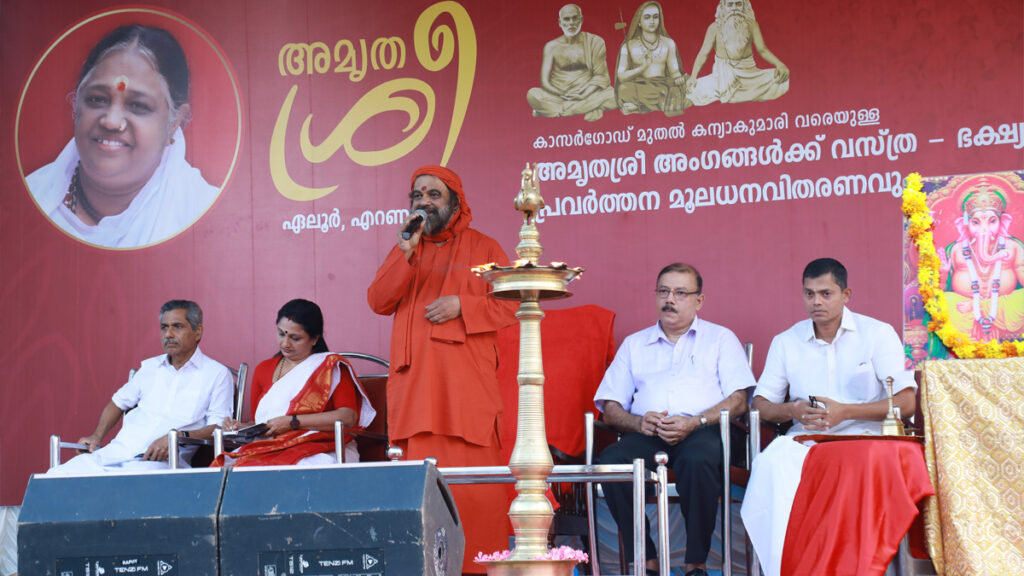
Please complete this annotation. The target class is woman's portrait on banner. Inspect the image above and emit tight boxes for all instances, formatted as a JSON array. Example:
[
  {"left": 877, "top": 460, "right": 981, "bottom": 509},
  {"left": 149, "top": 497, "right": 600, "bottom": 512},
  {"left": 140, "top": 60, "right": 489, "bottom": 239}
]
[{"left": 17, "top": 10, "right": 241, "bottom": 249}]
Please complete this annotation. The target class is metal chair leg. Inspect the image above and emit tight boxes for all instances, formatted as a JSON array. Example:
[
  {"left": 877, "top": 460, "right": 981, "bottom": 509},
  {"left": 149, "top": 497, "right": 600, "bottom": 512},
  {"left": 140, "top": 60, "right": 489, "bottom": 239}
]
[
  {"left": 633, "top": 458, "right": 646, "bottom": 576},
  {"left": 584, "top": 412, "right": 603, "bottom": 576},
  {"left": 655, "top": 452, "right": 670, "bottom": 576},
  {"left": 748, "top": 409, "right": 761, "bottom": 576},
  {"left": 721, "top": 409, "right": 732, "bottom": 576},
  {"left": 50, "top": 435, "right": 61, "bottom": 469},
  {"left": 335, "top": 420, "right": 344, "bottom": 463},
  {"left": 168, "top": 430, "right": 179, "bottom": 470},
  {"left": 213, "top": 427, "right": 224, "bottom": 458}
]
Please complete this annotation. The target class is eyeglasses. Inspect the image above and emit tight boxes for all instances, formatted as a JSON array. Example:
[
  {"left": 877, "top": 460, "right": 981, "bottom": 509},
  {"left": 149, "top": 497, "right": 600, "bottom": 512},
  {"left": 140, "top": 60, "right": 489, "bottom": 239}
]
[{"left": 655, "top": 287, "right": 700, "bottom": 300}]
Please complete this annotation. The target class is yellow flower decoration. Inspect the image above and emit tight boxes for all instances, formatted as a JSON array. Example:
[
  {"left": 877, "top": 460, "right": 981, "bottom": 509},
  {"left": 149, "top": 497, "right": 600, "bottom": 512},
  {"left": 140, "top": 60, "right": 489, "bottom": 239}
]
[{"left": 902, "top": 172, "right": 1024, "bottom": 358}]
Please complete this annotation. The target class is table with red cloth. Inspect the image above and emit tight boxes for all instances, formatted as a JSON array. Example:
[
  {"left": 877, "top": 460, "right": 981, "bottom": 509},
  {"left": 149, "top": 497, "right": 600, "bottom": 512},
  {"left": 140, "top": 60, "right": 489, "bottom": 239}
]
[{"left": 780, "top": 439, "right": 935, "bottom": 576}]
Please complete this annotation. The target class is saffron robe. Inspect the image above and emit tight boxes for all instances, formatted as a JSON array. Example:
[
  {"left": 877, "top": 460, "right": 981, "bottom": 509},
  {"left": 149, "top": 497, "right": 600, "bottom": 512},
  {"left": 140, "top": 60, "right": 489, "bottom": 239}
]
[{"left": 368, "top": 211, "right": 516, "bottom": 573}]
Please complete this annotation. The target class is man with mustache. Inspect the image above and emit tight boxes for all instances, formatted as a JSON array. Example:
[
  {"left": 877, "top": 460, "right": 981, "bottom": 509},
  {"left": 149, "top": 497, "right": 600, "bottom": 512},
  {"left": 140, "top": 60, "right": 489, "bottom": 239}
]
[
  {"left": 741, "top": 258, "right": 916, "bottom": 576},
  {"left": 368, "top": 166, "right": 517, "bottom": 575},
  {"left": 47, "top": 300, "right": 234, "bottom": 475},
  {"left": 687, "top": 0, "right": 789, "bottom": 105},
  {"left": 593, "top": 262, "right": 754, "bottom": 576},
  {"left": 527, "top": 4, "right": 617, "bottom": 122}
]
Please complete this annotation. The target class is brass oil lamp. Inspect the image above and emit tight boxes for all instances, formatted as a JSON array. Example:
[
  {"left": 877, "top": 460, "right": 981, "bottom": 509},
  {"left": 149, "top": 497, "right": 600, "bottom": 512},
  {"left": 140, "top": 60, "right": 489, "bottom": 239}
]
[{"left": 472, "top": 163, "right": 583, "bottom": 574}]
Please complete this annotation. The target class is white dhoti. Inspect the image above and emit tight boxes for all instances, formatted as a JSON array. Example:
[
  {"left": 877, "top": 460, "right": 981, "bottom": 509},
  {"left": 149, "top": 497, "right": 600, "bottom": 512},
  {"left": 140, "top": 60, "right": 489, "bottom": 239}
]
[
  {"left": 690, "top": 55, "right": 789, "bottom": 106},
  {"left": 45, "top": 443, "right": 187, "bottom": 476},
  {"left": 740, "top": 436, "right": 810, "bottom": 576}
]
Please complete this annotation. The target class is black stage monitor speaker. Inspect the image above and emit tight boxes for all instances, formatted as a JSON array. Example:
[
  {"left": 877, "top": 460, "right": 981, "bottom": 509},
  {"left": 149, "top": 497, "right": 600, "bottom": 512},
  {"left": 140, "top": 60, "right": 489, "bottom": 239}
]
[
  {"left": 18, "top": 468, "right": 227, "bottom": 576},
  {"left": 219, "top": 461, "right": 463, "bottom": 576}
]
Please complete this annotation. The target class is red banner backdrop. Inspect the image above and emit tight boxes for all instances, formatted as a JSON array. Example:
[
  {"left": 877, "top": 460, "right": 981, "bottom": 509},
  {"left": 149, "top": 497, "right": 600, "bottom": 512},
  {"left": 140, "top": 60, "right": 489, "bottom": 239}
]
[{"left": 1, "top": 0, "right": 1021, "bottom": 503}]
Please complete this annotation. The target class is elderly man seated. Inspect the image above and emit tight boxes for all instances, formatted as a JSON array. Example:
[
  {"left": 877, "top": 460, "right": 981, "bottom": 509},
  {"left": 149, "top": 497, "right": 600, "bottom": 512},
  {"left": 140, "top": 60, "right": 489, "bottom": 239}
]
[
  {"left": 594, "top": 263, "right": 754, "bottom": 576},
  {"left": 47, "top": 300, "right": 234, "bottom": 475}
]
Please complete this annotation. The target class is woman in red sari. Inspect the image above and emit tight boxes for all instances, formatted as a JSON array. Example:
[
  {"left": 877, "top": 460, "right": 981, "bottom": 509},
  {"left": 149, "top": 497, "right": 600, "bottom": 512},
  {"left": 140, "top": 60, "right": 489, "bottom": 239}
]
[{"left": 215, "top": 299, "right": 374, "bottom": 466}]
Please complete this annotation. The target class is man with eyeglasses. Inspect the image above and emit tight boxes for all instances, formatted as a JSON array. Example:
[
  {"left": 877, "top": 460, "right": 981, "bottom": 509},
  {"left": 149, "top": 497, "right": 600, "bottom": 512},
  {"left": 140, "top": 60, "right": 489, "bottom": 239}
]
[{"left": 594, "top": 262, "right": 754, "bottom": 576}]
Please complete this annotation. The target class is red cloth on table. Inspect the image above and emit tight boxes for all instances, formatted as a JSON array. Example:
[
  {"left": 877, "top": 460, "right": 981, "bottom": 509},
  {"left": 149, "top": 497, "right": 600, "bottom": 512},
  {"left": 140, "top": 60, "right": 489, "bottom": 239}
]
[
  {"left": 781, "top": 440, "right": 934, "bottom": 576},
  {"left": 496, "top": 304, "right": 616, "bottom": 461}
]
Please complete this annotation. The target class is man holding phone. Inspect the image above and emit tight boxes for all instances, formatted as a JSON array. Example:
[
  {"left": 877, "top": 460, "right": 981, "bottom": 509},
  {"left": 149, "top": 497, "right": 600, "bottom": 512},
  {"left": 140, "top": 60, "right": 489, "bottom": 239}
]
[{"left": 740, "top": 258, "right": 917, "bottom": 575}]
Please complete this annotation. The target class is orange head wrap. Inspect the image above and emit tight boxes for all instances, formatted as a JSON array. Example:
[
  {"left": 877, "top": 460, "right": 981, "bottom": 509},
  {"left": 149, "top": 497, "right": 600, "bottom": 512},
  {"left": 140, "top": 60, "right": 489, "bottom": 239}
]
[{"left": 410, "top": 165, "right": 472, "bottom": 241}]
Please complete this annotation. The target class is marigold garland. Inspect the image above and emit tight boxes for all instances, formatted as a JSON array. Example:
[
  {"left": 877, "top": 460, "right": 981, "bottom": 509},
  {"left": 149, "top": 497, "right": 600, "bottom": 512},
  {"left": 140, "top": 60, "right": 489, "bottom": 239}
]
[{"left": 902, "top": 172, "right": 1024, "bottom": 358}]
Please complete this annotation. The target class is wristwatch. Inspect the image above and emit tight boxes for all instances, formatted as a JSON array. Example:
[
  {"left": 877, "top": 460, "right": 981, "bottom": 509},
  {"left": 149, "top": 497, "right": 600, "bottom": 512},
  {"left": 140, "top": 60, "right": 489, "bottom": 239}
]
[
  {"left": 290, "top": 414, "right": 300, "bottom": 430},
  {"left": 698, "top": 415, "right": 708, "bottom": 429}
]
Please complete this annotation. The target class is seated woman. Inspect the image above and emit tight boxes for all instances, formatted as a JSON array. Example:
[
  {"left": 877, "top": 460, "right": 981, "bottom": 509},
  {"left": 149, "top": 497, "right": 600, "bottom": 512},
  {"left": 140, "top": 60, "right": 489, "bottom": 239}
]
[
  {"left": 215, "top": 299, "right": 374, "bottom": 466},
  {"left": 27, "top": 25, "right": 220, "bottom": 248}
]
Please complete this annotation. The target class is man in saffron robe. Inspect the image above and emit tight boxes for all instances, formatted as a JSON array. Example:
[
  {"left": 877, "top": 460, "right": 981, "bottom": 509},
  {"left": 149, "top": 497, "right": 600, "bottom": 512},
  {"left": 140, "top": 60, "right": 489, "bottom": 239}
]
[
  {"left": 527, "top": 4, "right": 617, "bottom": 122},
  {"left": 368, "top": 165, "right": 517, "bottom": 574}
]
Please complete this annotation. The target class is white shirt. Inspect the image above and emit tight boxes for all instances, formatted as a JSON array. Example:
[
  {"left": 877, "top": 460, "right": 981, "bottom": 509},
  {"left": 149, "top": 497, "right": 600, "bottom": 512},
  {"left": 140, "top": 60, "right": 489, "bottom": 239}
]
[
  {"left": 594, "top": 316, "right": 756, "bottom": 417},
  {"left": 106, "top": 346, "right": 234, "bottom": 461},
  {"left": 754, "top": 307, "right": 915, "bottom": 436}
]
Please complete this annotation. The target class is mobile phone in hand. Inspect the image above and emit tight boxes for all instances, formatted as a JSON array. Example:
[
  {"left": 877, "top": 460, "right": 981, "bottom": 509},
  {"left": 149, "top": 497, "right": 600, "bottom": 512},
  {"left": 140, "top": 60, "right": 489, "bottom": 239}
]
[{"left": 809, "top": 395, "right": 827, "bottom": 411}]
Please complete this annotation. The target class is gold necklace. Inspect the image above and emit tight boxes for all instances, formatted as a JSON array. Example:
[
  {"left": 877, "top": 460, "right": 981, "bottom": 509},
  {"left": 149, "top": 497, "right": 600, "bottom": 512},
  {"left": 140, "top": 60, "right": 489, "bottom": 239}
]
[{"left": 273, "top": 357, "right": 291, "bottom": 382}]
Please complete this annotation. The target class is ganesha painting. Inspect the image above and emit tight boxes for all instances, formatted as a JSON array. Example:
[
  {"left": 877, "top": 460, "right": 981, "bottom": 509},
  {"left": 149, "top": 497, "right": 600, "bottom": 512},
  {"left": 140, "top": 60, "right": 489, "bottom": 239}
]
[{"left": 903, "top": 170, "right": 1024, "bottom": 366}]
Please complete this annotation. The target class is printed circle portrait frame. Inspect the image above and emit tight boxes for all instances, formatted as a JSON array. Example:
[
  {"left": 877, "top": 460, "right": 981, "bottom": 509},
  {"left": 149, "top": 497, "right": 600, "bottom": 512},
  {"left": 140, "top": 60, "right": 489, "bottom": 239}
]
[{"left": 15, "top": 7, "right": 243, "bottom": 250}]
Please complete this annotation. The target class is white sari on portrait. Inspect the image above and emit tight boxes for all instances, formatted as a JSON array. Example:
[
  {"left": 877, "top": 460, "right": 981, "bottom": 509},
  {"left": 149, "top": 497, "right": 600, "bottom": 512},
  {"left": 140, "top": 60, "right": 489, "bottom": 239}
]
[{"left": 26, "top": 127, "right": 219, "bottom": 248}]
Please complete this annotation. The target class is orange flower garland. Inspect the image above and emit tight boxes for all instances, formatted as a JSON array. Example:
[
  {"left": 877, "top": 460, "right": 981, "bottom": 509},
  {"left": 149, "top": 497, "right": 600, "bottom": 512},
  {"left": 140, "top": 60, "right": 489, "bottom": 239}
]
[{"left": 902, "top": 173, "right": 1024, "bottom": 358}]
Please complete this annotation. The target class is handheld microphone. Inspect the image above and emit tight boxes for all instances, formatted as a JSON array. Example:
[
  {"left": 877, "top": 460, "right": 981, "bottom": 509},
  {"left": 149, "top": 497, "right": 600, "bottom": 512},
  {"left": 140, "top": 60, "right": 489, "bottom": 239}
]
[{"left": 401, "top": 209, "right": 430, "bottom": 240}]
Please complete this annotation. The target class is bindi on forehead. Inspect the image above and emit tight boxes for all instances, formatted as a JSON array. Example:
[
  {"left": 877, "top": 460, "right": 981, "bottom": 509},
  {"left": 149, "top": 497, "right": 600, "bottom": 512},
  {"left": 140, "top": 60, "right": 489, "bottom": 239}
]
[{"left": 115, "top": 75, "right": 129, "bottom": 92}]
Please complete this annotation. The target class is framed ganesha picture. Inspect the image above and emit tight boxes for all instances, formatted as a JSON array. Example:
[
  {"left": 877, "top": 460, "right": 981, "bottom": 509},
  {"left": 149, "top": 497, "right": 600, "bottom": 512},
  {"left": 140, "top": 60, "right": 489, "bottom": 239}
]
[{"left": 903, "top": 170, "right": 1024, "bottom": 368}]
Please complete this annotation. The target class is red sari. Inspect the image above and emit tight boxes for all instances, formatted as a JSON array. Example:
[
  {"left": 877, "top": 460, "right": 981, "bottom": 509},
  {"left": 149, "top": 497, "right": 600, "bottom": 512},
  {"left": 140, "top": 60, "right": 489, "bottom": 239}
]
[{"left": 212, "top": 353, "right": 360, "bottom": 467}]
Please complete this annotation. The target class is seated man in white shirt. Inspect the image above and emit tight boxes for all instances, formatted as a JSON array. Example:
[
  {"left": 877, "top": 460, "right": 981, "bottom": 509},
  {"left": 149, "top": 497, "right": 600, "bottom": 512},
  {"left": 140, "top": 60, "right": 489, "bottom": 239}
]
[
  {"left": 594, "top": 262, "right": 755, "bottom": 576},
  {"left": 48, "top": 300, "right": 234, "bottom": 475},
  {"left": 740, "top": 258, "right": 916, "bottom": 576}
]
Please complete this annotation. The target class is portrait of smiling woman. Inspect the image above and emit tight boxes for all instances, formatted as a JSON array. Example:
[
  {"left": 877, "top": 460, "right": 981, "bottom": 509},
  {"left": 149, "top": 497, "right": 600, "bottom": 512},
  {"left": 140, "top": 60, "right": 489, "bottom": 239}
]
[{"left": 26, "top": 24, "right": 219, "bottom": 248}]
